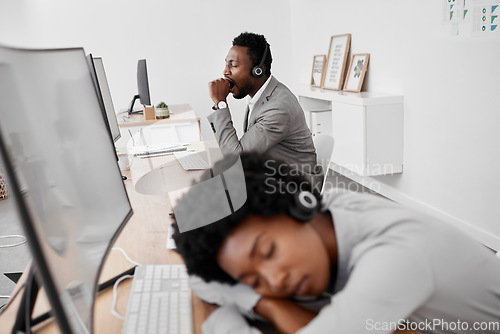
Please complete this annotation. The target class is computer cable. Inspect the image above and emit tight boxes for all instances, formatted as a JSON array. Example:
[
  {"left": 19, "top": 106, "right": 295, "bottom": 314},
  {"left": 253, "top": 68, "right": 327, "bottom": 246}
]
[
  {"left": 111, "top": 247, "right": 142, "bottom": 267},
  {"left": 128, "top": 129, "right": 136, "bottom": 147},
  {"left": 98, "top": 266, "right": 136, "bottom": 292},
  {"left": 28, "top": 247, "right": 139, "bottom": 326},
  {"left": 110, "top": 274, "right": 134, "bottom": 320},
  {"left": 108, "top": 247, "right": 143, "bottom": 319},
  {"left": 0, "top": 234, "right": 27, "bottom": 248},
  {"left": 0, "top": 281, "right": 26, "bottom": 312},
  {"left": 29, "top": 266, "right": 137, "bottom": 327},
  {"left": 8, "top": 233, "right": 139, "bottom": 325}
]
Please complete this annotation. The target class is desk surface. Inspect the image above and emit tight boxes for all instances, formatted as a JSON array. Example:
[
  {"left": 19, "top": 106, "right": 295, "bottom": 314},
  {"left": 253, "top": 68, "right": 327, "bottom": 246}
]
[
  {"left": 0, "top": 142, "right": 218, "bottom": 333},
  {"left": 118, "top": 104, "right": 199, "bottom": 128},
  {"left": 128, "top": 141, "right": 221, "bottom": 196}
]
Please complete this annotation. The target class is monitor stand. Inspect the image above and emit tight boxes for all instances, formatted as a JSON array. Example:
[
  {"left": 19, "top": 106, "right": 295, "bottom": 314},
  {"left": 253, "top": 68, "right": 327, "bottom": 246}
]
[
  {"left": 11, "top": 266, "right": 137, "bottom": 332},
  {"left": 127, "top": 94, "right": 143, "bottom": 115},
  {"left": 113, "top": 147, "right": 128, "bottom": 181},
  {"left": 12, "top": 266, "right": 45, "bottom": 334}
]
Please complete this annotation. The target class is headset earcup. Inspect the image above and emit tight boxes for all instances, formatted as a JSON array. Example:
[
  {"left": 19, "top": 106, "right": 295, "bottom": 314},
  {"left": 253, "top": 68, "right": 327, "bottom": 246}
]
[
  {"left": 252, "top": 43, "right": 268, "bottom": 78},
  {"left": 287, "top": 191, "right": 319, "bottom": 222},
  {"left": 252, "top": 66, "right": 264, "bottom": 78}
]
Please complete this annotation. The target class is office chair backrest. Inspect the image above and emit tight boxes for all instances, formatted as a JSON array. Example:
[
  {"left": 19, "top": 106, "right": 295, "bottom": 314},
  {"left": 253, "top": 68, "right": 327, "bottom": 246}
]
[{"left": 313, "top": 134, "right": 334, "bottom": 194}]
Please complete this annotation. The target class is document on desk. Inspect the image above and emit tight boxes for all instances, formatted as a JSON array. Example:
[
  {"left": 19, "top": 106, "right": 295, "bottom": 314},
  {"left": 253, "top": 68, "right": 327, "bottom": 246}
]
[{"left": 128, "top": 143, "right": 187, "bottom": 155}]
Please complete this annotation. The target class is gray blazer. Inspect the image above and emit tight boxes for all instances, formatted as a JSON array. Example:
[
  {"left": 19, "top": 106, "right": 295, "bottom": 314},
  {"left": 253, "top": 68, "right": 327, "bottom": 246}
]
[{"left": 207, "top": 77, "right": 318, "bottom": 173}]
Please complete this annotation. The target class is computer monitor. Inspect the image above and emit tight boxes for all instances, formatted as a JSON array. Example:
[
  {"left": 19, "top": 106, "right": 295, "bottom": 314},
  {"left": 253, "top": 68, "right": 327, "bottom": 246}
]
[
  {"left": 0, "top": 45, "right": 133, "bottom": 333},
  {"left": 87, "top": 55, "right": 121, "bottom": 143},
  {"left": 127, "top": 59, "right": 151, "bottom": 115}
]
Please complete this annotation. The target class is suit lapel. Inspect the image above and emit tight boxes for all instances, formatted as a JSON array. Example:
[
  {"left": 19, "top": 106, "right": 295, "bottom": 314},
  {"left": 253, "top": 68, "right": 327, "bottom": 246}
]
[
  {"left": 247, "top": 76, "right": 279, "bottom": 129},
  {"left": 243, "top": 105, "right": 250, "bottom": 133}
]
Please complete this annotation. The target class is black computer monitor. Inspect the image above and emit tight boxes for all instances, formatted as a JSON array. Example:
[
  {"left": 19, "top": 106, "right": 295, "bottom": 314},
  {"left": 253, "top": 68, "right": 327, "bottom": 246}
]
[
  {"left": 87, "top": 55, "right": 121, "bottom": 143},
  {"left": 0, "top": 45, "right": 133, "bottom": 333},
  {"left": 127, "top": 59, "right": 151, "bottom": 115}
]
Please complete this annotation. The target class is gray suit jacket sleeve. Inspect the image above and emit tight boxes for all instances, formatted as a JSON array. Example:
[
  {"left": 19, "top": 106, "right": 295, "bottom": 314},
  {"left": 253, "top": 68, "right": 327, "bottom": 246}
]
[
  {"left": 207, "top": 104, "right": 290, "bottom": 155},
  {"left": 208, "top": 77, "right": 318, "bottom": 176}
]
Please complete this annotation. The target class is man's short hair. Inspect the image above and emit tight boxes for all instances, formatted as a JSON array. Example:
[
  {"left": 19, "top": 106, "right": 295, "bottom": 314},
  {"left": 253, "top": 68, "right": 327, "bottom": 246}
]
[
  {"left": 232, "top": 32, "right": 273, "bottom": 77},
  {"left": 172, "top": 152, "right": 321, "bottom": 284}
]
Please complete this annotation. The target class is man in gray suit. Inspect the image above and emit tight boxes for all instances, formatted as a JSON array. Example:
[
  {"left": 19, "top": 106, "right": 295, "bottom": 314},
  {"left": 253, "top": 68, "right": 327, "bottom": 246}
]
[{"left": 208, "top": 32, "right": 318, "bottom": 175}]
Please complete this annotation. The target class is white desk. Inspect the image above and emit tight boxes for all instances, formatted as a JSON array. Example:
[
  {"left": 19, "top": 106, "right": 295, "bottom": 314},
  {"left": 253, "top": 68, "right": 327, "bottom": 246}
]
[
  {"left": 116, "top": 104, "right": 201, "bottom": 149},
  {"left": 118, "top": 140, "right": 222, "bottom": 197}
]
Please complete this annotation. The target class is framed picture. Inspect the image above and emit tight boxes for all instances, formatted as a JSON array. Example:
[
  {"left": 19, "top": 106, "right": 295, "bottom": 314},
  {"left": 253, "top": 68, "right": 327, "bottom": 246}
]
[
  {"left": 343, "top": 53, "right": 370, "bottom": 93},
  {"left": 310, "top": 55, "right": 326, "bottom": 87},
  {"left": 322, "top": 34, "right": 351, "bottom": 90}
]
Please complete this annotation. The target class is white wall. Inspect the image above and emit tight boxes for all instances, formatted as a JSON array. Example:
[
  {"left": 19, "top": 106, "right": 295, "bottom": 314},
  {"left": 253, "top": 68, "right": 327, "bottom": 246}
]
[
  {"left": 2, "top": 0, "right": 500, "bottom": 248},
  {"left": 0, "top": 0, "right": 293, "bottom": 141},
  {"left": 290, "top": 0, "right": 500, "bottom": 248}
]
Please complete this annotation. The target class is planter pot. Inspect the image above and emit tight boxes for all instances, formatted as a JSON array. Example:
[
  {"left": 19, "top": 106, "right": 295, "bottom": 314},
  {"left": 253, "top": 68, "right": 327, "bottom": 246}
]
[{"left": 155, "top": 107, "right": 170, "bottom": 119}]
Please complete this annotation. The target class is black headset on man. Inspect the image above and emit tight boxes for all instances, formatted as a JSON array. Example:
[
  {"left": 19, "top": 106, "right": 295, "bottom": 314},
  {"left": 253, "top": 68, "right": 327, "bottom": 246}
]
[
  {"left": 251, "top": 43, "right": 269, "bottom": 78},
  {"left": 251, "top": 43, "right": 321, "bottom": 223},
  {"left": 178, "top": 41, "right": 320, "bottom": 230}
]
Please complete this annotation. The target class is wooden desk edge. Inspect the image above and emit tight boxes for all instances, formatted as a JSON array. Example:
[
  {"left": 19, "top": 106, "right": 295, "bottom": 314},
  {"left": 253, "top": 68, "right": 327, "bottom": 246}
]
[{"left": 118, "top": 117, "right": 201, "bottom": 128}]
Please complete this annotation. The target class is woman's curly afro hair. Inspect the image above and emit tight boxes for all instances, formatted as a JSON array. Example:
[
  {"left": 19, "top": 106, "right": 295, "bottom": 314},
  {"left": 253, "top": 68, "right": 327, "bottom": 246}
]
[{"left": 171, "top": 152, "right": 321, "bottom": 284}]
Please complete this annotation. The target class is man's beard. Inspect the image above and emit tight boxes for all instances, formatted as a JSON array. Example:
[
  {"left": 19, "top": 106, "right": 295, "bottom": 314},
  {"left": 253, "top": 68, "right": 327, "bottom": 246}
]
[{"left": 232, "top": 83, "right": 252, "bottom": 100}]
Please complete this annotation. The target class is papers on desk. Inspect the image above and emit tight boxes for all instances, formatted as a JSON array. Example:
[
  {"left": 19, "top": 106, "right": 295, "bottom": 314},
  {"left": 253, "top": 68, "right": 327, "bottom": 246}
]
[
  {"left": 129, "top": 143, "right": 188, "bottom": 157},
  {"left": 129, "top": 143, "right": 186, "bottom": 154}
]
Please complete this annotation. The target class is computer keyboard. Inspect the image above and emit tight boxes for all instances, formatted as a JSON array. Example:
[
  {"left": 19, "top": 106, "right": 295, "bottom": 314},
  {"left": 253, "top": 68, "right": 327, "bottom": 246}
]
[
  {"left": 174, "top": 151, "right": 210, "bottom": 170},
  {"left": 122, "top": 264, "right": 193, "bottom": 334}
]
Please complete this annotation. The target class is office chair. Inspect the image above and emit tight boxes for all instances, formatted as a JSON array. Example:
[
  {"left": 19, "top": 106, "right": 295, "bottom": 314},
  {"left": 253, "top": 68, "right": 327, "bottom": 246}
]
[{"left": 313, "top": 134, "right": 334, "bottom": 194}]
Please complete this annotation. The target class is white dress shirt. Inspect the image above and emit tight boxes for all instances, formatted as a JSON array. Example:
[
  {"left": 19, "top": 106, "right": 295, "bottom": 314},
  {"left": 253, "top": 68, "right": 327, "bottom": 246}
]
[{"left": 246, "top": 75, "right": 273, "bottom": 127}]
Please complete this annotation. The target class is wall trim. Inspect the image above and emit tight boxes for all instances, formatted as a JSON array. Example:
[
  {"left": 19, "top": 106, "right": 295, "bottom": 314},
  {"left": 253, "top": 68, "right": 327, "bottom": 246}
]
[{"left": 330, "top": 163, "right": 500, "bottom": 251}]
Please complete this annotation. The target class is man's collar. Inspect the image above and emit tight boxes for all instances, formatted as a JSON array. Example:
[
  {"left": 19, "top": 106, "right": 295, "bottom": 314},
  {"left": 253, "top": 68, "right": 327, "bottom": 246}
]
[{"left": 248, "top": 75, "right": 273, "bottom": 110}]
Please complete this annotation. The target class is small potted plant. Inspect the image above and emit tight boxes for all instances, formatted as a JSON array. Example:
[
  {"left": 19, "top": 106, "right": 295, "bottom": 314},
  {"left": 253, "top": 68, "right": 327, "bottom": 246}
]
[{"left": 155, "top": 102, "right": 170, "bottom": 119}]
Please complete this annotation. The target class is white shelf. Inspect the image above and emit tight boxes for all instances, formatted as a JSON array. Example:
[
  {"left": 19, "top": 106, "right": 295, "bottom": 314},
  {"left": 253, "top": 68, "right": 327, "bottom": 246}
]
[
  {"left": 294, "top": 84, "right": 403, "bottom": 106},
  {"left": 296, "top": 85, "right": 404, "bottom": 177}
]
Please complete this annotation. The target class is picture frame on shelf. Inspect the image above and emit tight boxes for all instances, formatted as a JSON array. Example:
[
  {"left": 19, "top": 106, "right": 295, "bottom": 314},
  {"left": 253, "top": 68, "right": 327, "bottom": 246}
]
[
  {"left": 322, "top": 34, "right": 351, "bottom": 91},
  {"left": 343, "top": 53, "right": 370, "bottom": 93},
  {"left": 310, "top": 55, "right": 326, "bottom": 88}
]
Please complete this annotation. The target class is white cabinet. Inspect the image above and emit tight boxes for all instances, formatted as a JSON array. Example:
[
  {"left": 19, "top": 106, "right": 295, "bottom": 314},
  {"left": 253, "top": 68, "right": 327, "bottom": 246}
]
[
  {"left": 295, "top": 85, "right": 403, "bottom": 176},
  {"left": 299, "top": 95, "right": 331, "bottom": 137},
  {"left": 331, "top": 101, "right": 403, "bottom": 176},
  {"left": 309, "top": 111, "right": 332, "bottom": 137}
]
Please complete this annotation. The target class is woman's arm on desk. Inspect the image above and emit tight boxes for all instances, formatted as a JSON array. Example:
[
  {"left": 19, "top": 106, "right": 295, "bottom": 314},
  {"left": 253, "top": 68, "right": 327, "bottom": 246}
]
[
  {"left": 254, "top": 297, "right": 316, "bottom": 333},
  {"left": 200, "top": 296, "right": 314, "bottom": 334},
  {"left": 254, "top": 297, "right": 423, "bottom": 334},
  {"left": 202, "top": 297, "right": 422, "bottom": 334}
]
